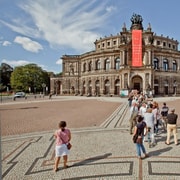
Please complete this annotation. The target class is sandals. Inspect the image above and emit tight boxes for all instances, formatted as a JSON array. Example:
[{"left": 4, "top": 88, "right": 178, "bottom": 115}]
[
  {"left": 137, "top": 156, "right": 142, "bottom": 159},
  {"left": 144, "top": 154, "right": 149, "bottom": 158},
  {"left": 53, "top": 168, "right": 58, "bottom": 172},
  {"left": 53, "top": 165, "right": 69, "bottom": 172},
  {"left": 64, "top": 165, "right": 69, "bottom": 169}
]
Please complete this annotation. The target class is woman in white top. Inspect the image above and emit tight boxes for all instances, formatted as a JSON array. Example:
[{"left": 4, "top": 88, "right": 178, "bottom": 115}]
[
  {"left": 139, "top": 103, "right": 147, "bottom": 117},
  {"left": 152, "top": 101, "right": 161, "bottom": 134},
  {"left": 143, "top": 108, "right": 155, "bottom": 145}
]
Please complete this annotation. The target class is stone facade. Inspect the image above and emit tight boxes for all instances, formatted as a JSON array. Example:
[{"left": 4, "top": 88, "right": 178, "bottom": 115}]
[{"left": 50, "top": 14, "right": 180, "bottom": 97}]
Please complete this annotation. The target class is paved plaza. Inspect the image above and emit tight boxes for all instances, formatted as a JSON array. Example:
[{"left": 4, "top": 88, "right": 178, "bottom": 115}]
[{"left": 1, "top": 96, "right": 180, "bottom": 180}]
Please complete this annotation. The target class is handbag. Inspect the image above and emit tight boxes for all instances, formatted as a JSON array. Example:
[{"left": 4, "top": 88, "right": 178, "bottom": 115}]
[
  {"left": 133, "top": 134, "right": 138, "bottom": 143},
  {"left": 136, "top": 136, "right": 143, "bottom": 144},
  {"left": 59, "top": 132, "right": 72, "bottom": 150},
  {"left": 67, "top": 143, "right": 72, "bottom": 150}
]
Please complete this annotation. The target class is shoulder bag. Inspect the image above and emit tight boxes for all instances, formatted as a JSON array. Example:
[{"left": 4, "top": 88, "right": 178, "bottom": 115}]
[
  {"left": 133, "top": 133, "right": 138, "bottom": 143},
  {"left": 59, "top": 132, "right": 72, "bottom": 150}
]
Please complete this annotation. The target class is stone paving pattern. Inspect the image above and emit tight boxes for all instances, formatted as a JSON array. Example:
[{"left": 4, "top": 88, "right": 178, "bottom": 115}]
[{"left": 1, "top": 96, "right": 180, "bottom": 180}]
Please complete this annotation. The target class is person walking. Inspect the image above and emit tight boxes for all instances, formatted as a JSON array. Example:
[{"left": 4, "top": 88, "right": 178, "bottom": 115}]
[
  {"left": 129, "top": 102, "right": 139, "bottom": 134},
  {"left": 53, "top": 121, "right": 71, "bottom": 172},
  {"left": 165, "top": 108, "right": 178, "bottom": 145},
  {"left": 133, "top": 115, "right": 149, "bottom": 159}
]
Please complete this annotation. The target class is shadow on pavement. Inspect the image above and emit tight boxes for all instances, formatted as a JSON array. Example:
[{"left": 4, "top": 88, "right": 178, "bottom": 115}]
[
  {"left": 71, "top": 153, "right": 112, "bottom": 167},
  {"left": 148, "top": 147, "right": 172, "bottom": 156}
]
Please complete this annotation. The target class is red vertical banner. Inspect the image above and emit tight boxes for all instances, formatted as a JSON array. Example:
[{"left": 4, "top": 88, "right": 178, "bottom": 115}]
[{"left": 132, "top": 30, "right": 142, "bottom": 67}]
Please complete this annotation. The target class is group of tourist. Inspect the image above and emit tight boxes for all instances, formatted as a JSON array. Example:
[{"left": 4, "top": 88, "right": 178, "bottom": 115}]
[
  {"left": 51, "top": 92, "right": 178, "bottom": 171},
  {"left": 129, "top": 92, "right": 178, "bottom": 159}
]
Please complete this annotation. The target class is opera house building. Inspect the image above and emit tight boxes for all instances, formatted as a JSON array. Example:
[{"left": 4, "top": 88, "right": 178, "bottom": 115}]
[{"left": 50, "top": 14, "right": 180, "bottom": 97}]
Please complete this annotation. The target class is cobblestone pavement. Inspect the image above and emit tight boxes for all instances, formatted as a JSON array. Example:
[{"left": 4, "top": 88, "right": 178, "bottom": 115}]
[{"left": 1, "top": 96, "right": 180, "bottom": 180}]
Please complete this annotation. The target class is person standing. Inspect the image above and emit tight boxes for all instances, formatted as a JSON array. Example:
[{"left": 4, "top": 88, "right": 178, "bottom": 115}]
[
  {"left": 53, "top": 121, "right": 71, "bottom": 172},
  {"left": 128, "top": 92, "right": 134, "bottom": 107},
  {"left": 152, "top": 101, "right": 161, "bottom": 134},
  {"left": 129, "top": 102, "right": 139, "bottom": 134},
  {"left": 165, "top": 108, "right": 178, "bottom": 145},
  {"left": 143, "top": 108, "right": 156, "bottom": 146},
  {"left": 161, "top": 102, "right": 169, "bottom": 130},
  {"left": 139, "top": 102, "right": 147, "bottom": 117},
  {"left": 133, "top": 115, "right": 149, "bottom": 159}
]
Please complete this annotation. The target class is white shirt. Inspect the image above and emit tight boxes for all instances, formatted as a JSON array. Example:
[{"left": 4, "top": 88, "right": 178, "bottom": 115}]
[
  {"left": 144, "top": 112, "right": 154, "bottom": 128},
  {"left": 130, "top": 105, "right": 138, "bottom": 117},
  {"left": 139, "top": 106, "right": 147, "bottom": 117}
]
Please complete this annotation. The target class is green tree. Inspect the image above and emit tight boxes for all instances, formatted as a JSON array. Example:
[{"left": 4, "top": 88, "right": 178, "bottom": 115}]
[
  {"left": 0, "top": 63, "right": 13, "bottom": 92},
  {"left": 10, "top": 64, "right": 50, "bottom": 93}
]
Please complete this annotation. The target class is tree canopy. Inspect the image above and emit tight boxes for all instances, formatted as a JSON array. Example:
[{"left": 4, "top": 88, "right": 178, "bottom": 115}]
[
  {"left": 10, "top": 64, "right": 50, "bottom": 93},
  {"left": 0, "top": 63, "right": 13, "bottom": 92}
]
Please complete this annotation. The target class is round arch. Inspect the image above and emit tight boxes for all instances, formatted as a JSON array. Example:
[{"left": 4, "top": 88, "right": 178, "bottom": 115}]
[
  {"left": 114, "top": 79, "right": 120, "bottom": 95},
  {"left": 95, "top": 80, "right": 100, "bottom": 96},
  {"left": 131, "top": 75, "right": 143, "bottom": 92},
  {"left": 82, "top": 81, "right": 86, "bottom": 95},
  {"left": 104, "top": 79, "right": 110, "bottom": 95},
  {"left": 88, "top": 80, "right": 92, "bottom": 95},
  {"left": 54, "top": 80, "right": 62, "bottom": 95}
]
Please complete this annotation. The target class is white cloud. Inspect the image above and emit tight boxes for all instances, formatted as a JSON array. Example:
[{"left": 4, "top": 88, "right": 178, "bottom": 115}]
[
  {"left": 2, "top": 41, "right": 12, "bottom": 46},
  {"left": 106, "top": 6, "right": 116, "bottom": 13},
  {"left": 2, "top": 59, "right": 31, "bottom": 67},
  {"left": 14, "top": 36, "right": 43, "bottom": 53},
  {"left": 1, "top": 59, "right": 48, "bottom": 71},
  {"left": 1, "top": 0, "right": 114, "bottom": 53},
  {"left": 56, "top": 59, "right": 62, "bottom": 65}
]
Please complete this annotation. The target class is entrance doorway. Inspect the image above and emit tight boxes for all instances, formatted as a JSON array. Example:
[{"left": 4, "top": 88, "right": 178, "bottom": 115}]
[
  {"left": 164, "top": 86, "right": 168, "bottom": 95},
  {"left": 154, "top": 86, "right": 159, "bottom": 95},
  {"left": 134, "top": 83, "right": 140, "bottom": 91},
  {"left": 131, "top": 75, "right": 143, "bottom": 92}
]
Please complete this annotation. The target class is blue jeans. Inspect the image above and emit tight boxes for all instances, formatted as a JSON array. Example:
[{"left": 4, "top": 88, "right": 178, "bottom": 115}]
[
  {"left": 154, "top": 120, "right": 159, "bottom": 134},
  {"left": 136, "top": 143, "right": 146, "bottom": 156}
]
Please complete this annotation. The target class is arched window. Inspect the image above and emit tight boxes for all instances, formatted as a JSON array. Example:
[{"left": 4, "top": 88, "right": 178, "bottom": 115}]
[
  {"left": 104, "top": 79, "right": 110, "bottom": 94},
  {"left": 95, "top": 80, "right": 100, "bottom": 96},
  {"left": 115, "top": 58, "right": 120, "bottom": 70},
  {"left": 114, "top": 79, "right": 120, "bottom": 95},
  {"left": 83, "top": 63, "right": 86, "bottom": 72},
  {"left": 172, "top": 60, "right": 177, "bottom": 71},
  {"left": 105, "top": 59, "right": 110, "bottom": 70},
  {"left": 82, "top": 81, "right": 86, "bottom": 95},
  {"left": 69, "top": 64, "right": 74, "bottom": 75},
  {"left": 163, "top": 59, "right": 168, "bottom": 71},
  {"left": 88, "top": 61, "right": 92, "bottom": 71},
  {"left": 96, "top": 60, "right": 101, "bottom": 70},
  {"left": 153, "top": 58, "right": 159, "bottom": 69}
]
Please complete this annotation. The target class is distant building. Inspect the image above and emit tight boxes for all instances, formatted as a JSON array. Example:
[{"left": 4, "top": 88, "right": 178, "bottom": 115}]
[{"left": 50, "top": 14, "right": 180, "bottom": 97}]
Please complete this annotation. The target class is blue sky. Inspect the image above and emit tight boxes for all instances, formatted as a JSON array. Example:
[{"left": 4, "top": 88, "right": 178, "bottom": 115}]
[{"left": 0, "top": 0, "right": 180, "bottom": 74}]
